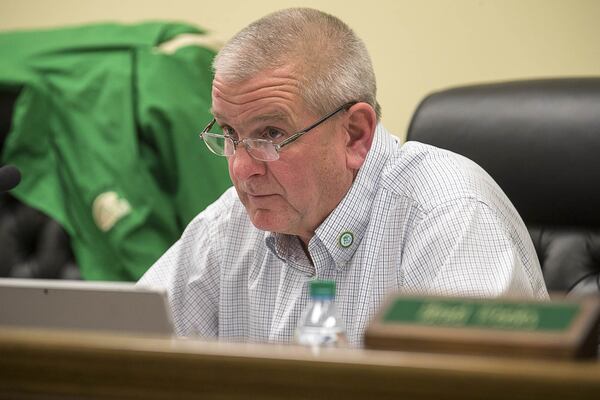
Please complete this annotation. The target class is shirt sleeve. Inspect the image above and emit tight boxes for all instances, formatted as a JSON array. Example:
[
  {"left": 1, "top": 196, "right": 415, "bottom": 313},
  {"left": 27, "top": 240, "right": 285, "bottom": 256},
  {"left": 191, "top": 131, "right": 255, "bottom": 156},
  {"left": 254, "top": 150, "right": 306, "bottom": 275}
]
[
  {"left": 137, "top": 189, "right": 235, "bottom": 337},
  {"left": 401, "top": 197, "right": 546, "bottom": 299}
]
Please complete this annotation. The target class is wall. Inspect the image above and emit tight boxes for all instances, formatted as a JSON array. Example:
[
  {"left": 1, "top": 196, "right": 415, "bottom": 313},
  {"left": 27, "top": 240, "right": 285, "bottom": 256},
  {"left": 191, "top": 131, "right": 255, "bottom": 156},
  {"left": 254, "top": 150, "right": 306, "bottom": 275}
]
[{"left": 1, "top": 0, "right": 599, "bottom": 139}]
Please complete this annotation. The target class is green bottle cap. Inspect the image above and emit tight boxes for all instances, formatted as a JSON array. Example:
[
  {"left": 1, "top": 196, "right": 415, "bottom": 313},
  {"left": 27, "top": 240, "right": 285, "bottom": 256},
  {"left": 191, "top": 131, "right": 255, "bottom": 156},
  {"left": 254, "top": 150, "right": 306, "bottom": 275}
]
[{"left": 310, "top": 280, "right": 336, "bottom": 298}]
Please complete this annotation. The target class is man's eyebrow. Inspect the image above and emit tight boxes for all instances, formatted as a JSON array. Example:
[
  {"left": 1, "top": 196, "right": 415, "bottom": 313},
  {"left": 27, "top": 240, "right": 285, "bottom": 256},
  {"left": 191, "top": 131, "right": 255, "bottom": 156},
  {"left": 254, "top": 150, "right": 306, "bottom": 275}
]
[
  {"left": 210, "top": 109, "right": 293, "bottom": 126},
  {"left": 248, "top": 111, "right": 291, "bottom": 125},
  {"left": 210, "top": 108, "right": 224, "bottom": 120}
]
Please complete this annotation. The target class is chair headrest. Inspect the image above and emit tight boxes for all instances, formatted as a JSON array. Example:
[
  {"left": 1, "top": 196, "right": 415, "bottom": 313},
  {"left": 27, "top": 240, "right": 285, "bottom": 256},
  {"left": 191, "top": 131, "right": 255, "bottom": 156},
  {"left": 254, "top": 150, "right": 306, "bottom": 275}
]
[{"left": 407, "top": 78, "right": 600, "bottom": 226}]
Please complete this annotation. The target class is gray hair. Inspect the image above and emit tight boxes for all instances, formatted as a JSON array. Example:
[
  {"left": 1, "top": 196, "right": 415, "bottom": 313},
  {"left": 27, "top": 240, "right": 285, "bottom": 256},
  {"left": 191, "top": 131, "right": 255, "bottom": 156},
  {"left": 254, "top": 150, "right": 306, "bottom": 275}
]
[{"left": 213, "top": 8, "right": 381, "bottom": 120}]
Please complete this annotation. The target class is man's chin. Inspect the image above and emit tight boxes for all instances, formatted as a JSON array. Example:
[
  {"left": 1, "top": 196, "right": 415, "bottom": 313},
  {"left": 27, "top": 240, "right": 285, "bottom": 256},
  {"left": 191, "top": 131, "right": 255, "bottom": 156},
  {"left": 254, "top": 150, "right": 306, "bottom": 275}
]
[
  {"left": 248, "top": 210, "right": 287, "bottom": 233},
  {"left": 249, "top": 218, "right": 280, "bottom": 233}
]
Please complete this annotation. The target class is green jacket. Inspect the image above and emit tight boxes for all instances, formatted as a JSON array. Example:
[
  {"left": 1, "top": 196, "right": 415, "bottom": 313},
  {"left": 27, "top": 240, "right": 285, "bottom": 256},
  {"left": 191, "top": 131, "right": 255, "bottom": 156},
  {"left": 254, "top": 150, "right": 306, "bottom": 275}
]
[{"left": 0, "top": 22, "right": 231, "bottom": 280}]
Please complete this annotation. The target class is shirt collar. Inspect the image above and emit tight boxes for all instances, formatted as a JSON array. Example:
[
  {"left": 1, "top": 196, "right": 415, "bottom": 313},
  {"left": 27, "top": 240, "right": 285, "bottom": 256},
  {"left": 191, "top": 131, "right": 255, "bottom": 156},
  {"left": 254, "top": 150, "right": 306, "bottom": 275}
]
[
  {"left": 313, "top": 124, "right": 395, "bottom": 269},
  {"left": 265, "top": 232, "right": 314, "bottom": 274},
  {"left": 265, "top": 124, "right": 396, "bottom": 271}
]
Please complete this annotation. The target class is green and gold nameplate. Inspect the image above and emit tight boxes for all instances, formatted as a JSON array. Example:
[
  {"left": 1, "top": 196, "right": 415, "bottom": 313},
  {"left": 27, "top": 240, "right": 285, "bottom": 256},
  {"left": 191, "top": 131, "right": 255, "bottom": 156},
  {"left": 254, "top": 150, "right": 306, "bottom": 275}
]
[
  {"left": 383, "top": 298, "right": 579, "bottom": 332},
  {"left": 365, "top": 295, "right": 600, "bottom": 360}
]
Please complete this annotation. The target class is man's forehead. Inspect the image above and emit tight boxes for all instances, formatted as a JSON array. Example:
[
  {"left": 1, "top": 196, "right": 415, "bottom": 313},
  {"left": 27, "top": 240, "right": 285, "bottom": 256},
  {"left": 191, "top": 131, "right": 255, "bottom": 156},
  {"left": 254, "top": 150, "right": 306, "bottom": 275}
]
[{"left": 210, "top": 68, "right": 306, "bottom": 126}]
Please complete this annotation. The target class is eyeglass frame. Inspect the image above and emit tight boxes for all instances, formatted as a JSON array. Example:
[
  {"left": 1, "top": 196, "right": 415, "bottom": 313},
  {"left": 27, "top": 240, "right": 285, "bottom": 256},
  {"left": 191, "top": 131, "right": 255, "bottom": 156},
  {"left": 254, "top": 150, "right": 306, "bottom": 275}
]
[{"left": 200, "top": 101, "right": 358, "bottom": 161}]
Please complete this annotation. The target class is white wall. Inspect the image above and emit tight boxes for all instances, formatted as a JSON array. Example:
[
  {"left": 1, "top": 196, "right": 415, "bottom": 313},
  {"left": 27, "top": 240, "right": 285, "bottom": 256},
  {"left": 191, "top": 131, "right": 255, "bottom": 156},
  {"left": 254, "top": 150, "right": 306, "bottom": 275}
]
[{"left": 1, "top": 0, "right": 599, "bottom": 139}]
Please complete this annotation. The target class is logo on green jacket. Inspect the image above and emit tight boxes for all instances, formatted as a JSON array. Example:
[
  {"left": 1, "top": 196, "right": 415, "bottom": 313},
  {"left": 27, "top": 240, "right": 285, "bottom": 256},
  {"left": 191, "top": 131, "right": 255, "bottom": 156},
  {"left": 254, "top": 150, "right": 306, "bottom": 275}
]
[{"left": 92, "top": 191, "right": 132, "bottom": 232}]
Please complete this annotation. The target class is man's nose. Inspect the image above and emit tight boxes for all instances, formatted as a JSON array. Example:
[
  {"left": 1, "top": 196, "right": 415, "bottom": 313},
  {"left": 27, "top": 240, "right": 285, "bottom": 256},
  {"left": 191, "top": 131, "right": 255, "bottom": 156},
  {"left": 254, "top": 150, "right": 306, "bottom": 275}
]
[{"left": 229, "top": 143, "right": 266, "bottom": 181}]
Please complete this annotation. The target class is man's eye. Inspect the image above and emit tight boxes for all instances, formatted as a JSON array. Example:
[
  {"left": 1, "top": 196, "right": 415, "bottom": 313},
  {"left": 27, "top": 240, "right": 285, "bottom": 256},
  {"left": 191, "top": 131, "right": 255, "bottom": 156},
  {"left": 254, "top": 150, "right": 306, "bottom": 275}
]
[
  {"left": 223, "top": 127, "right": 238, "bottom": 140},
  {"left": 261, "top": 128, "right": 285, "bottom": 141}
]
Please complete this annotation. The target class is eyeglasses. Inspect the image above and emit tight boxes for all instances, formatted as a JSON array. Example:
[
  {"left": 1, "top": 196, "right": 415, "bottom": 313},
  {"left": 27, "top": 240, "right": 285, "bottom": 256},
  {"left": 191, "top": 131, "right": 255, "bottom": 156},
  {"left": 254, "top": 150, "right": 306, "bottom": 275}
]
[{"left": 200, "top": 101, "right": 357, "bottom": 162}]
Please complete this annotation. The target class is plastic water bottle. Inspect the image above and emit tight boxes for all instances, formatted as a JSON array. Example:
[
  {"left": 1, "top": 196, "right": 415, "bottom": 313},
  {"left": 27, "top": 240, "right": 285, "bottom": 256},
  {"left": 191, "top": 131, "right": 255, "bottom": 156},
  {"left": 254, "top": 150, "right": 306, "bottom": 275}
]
[{"left": 295, "top": 279, "right": 347, "bottom": 350}]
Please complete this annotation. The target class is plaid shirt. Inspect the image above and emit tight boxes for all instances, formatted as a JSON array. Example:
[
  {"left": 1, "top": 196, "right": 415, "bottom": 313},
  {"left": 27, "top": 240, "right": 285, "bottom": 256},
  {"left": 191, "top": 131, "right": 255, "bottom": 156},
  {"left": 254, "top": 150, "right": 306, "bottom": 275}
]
[{"left": 139, "top": 124, "right": 548, "bottom": 346}]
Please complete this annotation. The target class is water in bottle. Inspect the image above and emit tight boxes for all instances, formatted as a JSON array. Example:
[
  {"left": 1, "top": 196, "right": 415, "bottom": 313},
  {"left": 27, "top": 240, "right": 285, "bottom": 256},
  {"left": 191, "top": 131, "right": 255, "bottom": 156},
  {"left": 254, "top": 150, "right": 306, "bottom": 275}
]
[{"left": 295, "top": 279, "right": 347, "bottom": 350}]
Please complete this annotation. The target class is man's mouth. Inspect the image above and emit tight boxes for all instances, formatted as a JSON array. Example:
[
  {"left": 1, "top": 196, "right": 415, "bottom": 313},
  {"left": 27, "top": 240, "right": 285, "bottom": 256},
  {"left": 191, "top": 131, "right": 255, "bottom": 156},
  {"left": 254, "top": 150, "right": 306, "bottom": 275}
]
[{"left": 248, "top": 193, "right": 275, "bottom": 199}]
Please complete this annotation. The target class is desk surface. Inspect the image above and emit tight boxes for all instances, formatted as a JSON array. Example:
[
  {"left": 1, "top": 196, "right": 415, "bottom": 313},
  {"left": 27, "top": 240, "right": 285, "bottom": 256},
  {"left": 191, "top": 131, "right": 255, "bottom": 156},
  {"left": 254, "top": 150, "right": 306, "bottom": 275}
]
[{"left": 1, "top": 327, "right": 599, "bottom": 400}]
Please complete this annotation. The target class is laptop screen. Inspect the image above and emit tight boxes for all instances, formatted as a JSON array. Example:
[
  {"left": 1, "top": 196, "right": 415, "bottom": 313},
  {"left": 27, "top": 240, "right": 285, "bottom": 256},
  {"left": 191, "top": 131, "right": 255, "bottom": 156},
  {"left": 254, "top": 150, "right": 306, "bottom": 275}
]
[{"left": 0, "top": 278, "right": 174, "bottom": 336}]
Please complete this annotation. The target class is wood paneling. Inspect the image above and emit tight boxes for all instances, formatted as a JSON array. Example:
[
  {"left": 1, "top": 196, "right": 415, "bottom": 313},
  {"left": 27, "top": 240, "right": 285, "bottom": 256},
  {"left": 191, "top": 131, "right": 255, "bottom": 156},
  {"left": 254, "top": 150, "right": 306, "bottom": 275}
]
[{"left": 1, "top": 327, "right": 599, "bottom": 399}]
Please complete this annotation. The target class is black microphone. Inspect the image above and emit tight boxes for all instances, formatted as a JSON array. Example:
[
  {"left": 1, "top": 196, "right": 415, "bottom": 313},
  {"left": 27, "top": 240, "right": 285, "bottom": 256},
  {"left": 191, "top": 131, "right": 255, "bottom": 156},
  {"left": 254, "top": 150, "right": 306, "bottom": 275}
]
[{"left": 0, "top": 165, "right": 21, "bottom": 192}]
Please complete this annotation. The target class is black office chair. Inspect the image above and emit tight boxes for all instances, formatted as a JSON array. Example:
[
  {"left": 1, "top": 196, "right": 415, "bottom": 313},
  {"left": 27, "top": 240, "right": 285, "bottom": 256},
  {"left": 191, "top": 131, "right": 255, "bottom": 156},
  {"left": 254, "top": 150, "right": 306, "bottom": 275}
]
[{"left": 407, "top": 78, "right": 600, "bottom": 296}]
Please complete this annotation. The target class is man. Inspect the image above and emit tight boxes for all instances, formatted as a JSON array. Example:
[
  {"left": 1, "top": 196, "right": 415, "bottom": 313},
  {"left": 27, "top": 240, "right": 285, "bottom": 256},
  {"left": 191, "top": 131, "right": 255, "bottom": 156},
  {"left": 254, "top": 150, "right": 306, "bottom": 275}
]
[{"left": 139, "top": 8, "right": 548, "bottom": 346}]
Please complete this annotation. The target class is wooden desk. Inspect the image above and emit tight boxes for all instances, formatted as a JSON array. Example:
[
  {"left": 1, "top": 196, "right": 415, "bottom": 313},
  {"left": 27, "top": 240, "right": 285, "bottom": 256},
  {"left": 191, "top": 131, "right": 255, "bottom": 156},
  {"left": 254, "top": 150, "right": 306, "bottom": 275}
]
[{"left": 1, "top": 327, "right": 599, "bottom": 399}]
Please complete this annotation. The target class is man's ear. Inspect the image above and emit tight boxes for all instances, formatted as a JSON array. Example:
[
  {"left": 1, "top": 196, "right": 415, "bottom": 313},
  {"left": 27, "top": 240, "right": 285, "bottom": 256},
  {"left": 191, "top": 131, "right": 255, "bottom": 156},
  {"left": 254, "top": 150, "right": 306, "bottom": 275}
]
[{"left": 344, "top": 103, "right": 377, "bottom": 170}]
